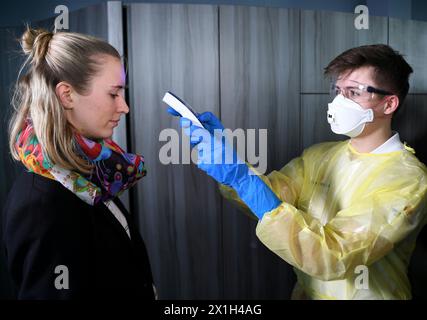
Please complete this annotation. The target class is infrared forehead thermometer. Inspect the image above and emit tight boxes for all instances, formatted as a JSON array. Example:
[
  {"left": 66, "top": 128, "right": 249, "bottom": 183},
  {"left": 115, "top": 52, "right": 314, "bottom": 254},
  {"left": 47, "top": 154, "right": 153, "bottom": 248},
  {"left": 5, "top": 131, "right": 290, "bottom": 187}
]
[{"left": 162, "top": 91, "right": 205, "bottom": 128}]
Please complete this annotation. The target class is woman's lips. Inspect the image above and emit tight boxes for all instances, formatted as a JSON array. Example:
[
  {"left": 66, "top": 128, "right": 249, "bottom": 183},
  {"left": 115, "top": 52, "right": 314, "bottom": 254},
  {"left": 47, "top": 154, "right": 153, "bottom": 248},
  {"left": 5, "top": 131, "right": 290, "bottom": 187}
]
[{"left": 110, "top": 120, "right": 119, "bottom": 127}]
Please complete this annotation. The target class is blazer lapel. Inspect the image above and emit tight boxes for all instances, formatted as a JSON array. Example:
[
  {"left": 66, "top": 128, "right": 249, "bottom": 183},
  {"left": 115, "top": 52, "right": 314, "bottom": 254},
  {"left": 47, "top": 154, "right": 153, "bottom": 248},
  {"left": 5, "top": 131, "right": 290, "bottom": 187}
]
[
  {"left": 112, "top": 197, "right": 141, "bottom": 242},
  {"left": 97, "top": 200, "right": 133, "bottom": 245}
]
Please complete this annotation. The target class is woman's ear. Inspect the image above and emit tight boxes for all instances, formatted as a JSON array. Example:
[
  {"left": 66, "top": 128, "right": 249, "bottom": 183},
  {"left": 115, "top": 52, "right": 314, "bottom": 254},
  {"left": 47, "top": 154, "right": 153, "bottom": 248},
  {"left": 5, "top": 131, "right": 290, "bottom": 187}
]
[
  {"left": 384, "top": 95, "right": 399, "bottom": 115},
  {"left": 55, "top": 82, "right": 74, "bottom": 110}
]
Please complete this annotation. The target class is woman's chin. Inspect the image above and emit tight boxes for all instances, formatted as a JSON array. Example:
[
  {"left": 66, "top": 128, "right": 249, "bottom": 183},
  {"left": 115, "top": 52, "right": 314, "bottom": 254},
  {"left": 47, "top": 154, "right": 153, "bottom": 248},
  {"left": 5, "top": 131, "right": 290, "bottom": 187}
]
[{"left": 91, "top": 130, "right": 113, "bottom": 140}]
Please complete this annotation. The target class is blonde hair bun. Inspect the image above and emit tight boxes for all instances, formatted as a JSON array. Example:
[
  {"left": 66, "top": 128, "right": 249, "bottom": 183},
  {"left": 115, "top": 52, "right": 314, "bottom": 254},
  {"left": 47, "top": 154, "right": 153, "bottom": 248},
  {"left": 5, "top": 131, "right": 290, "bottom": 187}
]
[{"left": 21, "top": 27, "right": 53, "bottom": 64}]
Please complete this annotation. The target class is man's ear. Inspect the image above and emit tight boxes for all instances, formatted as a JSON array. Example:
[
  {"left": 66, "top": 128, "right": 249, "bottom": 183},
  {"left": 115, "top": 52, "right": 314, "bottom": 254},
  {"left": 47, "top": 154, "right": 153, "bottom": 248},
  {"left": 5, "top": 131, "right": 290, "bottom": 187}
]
[
  {"left": 383, "top": 95, "right": 399, "bottom": 115},
  {"left": 55, "top": 82, "right": 74, "bottom": 110}
]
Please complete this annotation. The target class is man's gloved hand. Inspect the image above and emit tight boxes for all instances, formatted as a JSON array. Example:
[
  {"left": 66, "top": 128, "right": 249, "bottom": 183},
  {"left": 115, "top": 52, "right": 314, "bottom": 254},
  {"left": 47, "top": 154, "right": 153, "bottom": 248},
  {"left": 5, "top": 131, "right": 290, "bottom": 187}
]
[
  {"left": 167, "top": 107, "right": 244, "bottom": 185},
  {"left": 167, "top": 107, "right": 281, "bottom": 219}
]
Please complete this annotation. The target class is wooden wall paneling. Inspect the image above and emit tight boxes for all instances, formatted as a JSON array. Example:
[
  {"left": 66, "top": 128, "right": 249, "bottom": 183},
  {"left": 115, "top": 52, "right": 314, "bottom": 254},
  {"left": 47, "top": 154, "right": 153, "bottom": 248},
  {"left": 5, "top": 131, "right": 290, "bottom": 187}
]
[
  {"left": 219, "top": 5, "right": 300, "bottom": 299},
  {"left": 68, "top": 2, "right": 109, "bottom": 39},
  {"left": 301, "top": 10, "right": 388, "bottom": 93},
  {"left": 392, "top": 95, "right": 427, "bottom": 165},
  {"left": 127, "top": 3, "right": 222, "bottom": 299},
  {"left": 389, "top": 18, "right": 427, "bottom": 94}
]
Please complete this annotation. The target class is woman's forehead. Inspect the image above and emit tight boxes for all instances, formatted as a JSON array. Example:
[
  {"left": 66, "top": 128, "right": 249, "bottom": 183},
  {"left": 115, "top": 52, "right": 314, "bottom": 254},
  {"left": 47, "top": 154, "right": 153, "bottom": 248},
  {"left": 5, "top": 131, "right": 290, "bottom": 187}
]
[{"left": 94, "top": 56, "right": 125, "bottom": 85}]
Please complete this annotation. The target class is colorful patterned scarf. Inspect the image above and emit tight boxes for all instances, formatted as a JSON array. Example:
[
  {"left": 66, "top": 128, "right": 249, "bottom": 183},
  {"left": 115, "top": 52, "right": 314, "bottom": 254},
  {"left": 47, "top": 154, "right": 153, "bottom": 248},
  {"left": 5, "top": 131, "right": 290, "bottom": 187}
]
[{"left": 15, "top": 120, "right": 146, "bottom": 205}]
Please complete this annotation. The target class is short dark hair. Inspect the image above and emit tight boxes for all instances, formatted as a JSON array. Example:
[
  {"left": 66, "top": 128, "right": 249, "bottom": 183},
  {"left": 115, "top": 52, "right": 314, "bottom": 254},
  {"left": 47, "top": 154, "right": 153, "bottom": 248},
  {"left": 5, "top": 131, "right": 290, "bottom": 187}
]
[{"left": 324, "top": 44, "right": 413, "bottom": 109}]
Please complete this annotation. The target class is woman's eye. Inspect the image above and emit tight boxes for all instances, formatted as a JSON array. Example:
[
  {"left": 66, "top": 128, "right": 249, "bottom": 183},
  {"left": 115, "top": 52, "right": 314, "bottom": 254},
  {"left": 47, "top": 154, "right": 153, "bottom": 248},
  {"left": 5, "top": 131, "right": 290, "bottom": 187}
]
[{"left": 110, "top": 93, "right": 119, "bottom": 98}]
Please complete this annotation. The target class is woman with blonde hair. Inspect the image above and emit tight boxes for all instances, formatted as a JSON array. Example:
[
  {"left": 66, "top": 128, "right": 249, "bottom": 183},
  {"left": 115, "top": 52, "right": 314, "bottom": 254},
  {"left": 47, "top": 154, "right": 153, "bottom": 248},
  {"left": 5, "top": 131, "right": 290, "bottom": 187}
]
[{"left": 2, "top": 27, "right": 155, "bottom": 299}]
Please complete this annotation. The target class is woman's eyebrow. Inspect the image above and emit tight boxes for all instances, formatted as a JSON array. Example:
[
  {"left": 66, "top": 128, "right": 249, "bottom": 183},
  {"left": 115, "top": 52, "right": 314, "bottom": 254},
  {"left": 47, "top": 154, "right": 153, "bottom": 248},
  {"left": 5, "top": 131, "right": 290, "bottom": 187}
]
[{"left": 110, "top": 85, "right": 128, "bottom": 89}]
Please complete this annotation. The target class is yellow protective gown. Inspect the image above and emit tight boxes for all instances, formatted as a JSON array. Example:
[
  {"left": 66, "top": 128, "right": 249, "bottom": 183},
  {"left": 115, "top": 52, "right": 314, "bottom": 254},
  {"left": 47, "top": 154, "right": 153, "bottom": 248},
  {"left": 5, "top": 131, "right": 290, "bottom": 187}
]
[{"left": 219, "top": 140, "right": 427, "bottom": 300}]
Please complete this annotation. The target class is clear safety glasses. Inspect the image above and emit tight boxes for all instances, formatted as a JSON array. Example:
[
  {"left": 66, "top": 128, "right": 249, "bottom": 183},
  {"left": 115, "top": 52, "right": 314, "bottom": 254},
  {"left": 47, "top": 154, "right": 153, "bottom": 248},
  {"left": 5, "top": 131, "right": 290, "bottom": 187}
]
[{"left": 330, "top": 80, "right": 393, "bottom": 103}]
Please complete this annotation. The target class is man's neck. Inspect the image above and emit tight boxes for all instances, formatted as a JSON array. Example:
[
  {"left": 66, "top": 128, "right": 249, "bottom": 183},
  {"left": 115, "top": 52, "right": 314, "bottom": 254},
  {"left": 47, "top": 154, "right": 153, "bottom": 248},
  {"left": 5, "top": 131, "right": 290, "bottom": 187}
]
[{"left": 350, "top": 126, "right": 393, "bottom": 153}]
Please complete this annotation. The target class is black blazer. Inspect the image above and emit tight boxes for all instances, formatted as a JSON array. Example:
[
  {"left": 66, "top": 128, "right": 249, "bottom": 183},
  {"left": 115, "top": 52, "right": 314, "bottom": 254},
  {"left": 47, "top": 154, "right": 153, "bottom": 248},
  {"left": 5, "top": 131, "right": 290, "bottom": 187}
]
[{"left": 2, "top": 167, "right": 154, "bottom": 300}]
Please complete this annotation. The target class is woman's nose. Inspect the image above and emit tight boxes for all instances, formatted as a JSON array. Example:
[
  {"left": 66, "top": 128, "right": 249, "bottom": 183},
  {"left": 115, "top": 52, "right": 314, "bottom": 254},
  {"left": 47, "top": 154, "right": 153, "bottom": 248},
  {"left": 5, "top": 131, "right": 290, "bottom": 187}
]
[{"left": 117, "top": 96, "right": 129, "bottom": 114}]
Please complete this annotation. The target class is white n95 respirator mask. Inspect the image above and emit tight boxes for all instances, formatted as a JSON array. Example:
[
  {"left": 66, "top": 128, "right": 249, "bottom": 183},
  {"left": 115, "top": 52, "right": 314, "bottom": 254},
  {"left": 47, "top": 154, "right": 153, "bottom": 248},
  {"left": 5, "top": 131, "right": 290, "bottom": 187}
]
[{"left": 327, "top": 94, "right": 374, "bottom": 138}]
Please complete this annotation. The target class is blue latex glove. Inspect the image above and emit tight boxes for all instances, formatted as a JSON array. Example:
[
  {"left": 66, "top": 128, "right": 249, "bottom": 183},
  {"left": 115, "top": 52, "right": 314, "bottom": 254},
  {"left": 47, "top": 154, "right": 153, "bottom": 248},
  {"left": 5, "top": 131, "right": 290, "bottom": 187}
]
[{"left": 167, "top": 107, "right": 281, "bottom": 219}]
